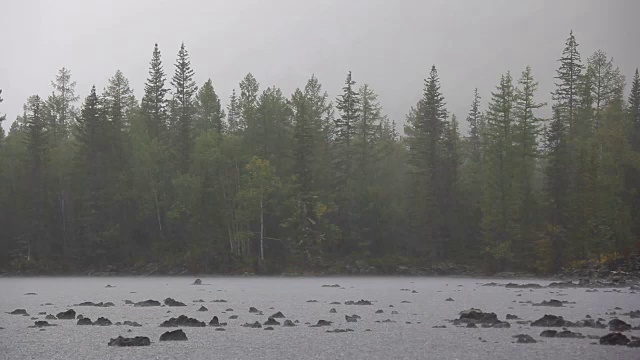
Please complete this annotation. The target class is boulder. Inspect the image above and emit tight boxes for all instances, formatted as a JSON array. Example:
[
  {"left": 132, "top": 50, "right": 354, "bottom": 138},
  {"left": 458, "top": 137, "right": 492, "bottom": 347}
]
[
  {"left": 329, "top": 308, "right": 337, "bottom": 313},
  {"left": 628, "top": 337, "right": 640, "bottom": 348},
  {"left": 282, "top": 320, "right": 296, "bottom": 327},
  {"left": 212, "top": 299, "right": 227, "bottom": 303},
  {"left": 533, "top": 299, "right": 563, "bottom": 307},
  {"left": 513, "top": 334, "right": 537, "bottom": 343},
  {"left": 108, "top": 336, "right": 151, "bottom": 347},
  {"left": 264, "top": 317, "right": 280, "bottom": 326},
  {"left": 466, "top": 323, "right": 477, "bottom": 328},
  {"left": 609, "top": 319, "right": 631, "bottom": 332},
  {"left": 242, "top": 321, "right": 262, "bottom": 328},
  {"left": 122, "top": 321, "right": 142, "bottom": 327},
  {"left": 271, "top": 311, "right": 285, "bottom": 318},
  {"left": 600, "top": 332, "right": 630, "bottom": 346},
  {"left": 45, "top": 314, "right": 57, "bottom": 320},
  {"left": 248, "top": 307, "right": 261, "bottom": 314},
  {"left": 531, "top": 314, "right": 568, "bottom": 327},
  {"left": 93, "top": 317, "right": 112, "bottom": 326},
  {"left": 197, "top": 306, "right": 208, "bottom": 312},
  {"left": 506, "top": 314, "right": 519, "bottom": 320},
  {"left": 375, "top": 310, "right": 384, "bottom": 314},
  {"left": 8, "top": 309, "right": 28, "bottom": 315},
  {"left": 134, "top": 299, "right": 161, "bottom": 307},
  {"left": 229, "top": 315, "right": 238, "bottom": 319},
  {"left": 76, "top": 301, "right": 114, "bottom": 307},
  {"left": 456, "top": 309, "right": 498, "bottom": 325},
  {"left": 629, "top": 310, "right": 640, "bottom": 318},
  {"left": 505, "top": 283, "right": 543, "bottom": 289},
  {"left": 445, "top": 298, "right": 454, "bottom": 302},
  {"left": 540, "top": 330, "right": 557, "bottom": 337},
  {"left": 124, "top": 300, "right": 134, "bottom": 305},
  {"left": 209, "top": 316, "right": 220, "bottom": 326},
  {"left": 344, "top": 299, "right": 372, "bottom": 305},
  {"left": 345, "top": 315, "right": 358, "bottom": 323},
  {"left": 159, "top": 329, "right": 187, "bottom": 341},
  {"left": 311, "top": 320, "right": 332, "bottom": 327},
  {"left": 56, "top": 309, "right": 76, "bottom": 320},
  {"left": 163, "top": 298, "right": 186, "bottom": 307},
  {"left": 32, "top": 321, "right": 54, "bottom": 328},
  {"left": 330, "top": 302, "right": 341, "bottom": 305},
  {"left": 321, "top": 284, "right": 341, "bottom": 288},
  {"left": 192, "top": 279, "right": 202, "bottom": 285},
  {"left": 481, "top": 321, "right": 510, "bottom": 328},
  {"left": 160, "top": 315, "right": 205, "bottom": 327},
  {"left": 556, "top": 330, "right": 585, "bottom": 338},
  {"left": 326, "top": 328, "right": 354, "bottom": 333},
  {"left": 77, "top": 318, "right": 92, "bottom": 325}
]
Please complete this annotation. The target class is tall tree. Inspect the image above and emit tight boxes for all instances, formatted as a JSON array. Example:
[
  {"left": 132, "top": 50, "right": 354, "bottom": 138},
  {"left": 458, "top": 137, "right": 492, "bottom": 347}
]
[
  {"left": 226, "top": 89, "right": 240, "bottom": 133},
  {"left": 141, "top": 43, "right": 169, "bottom": 140},
  {"left": 554, "top": 31, "right": 583, "bottom": 137},
  {"left": 587, "top": 50, "right": 625, "bottom": 129},
  {"left": 238, "top": 73, "right": 259, "bottom": 133},
  {"left": 47, "top": 67, "right": 78, "bottom": 142},
  {"left": 170, "top": 43, "right": 198, "bottom": 173},
  {"left": 466, "top": 88, "right": 483, "bottom": 163},
  {"left": 195, "top": 79, "right": 224, "bottom": 134},
  {"left": 0, "top": 89, "right": 5, "bottom": 140}
]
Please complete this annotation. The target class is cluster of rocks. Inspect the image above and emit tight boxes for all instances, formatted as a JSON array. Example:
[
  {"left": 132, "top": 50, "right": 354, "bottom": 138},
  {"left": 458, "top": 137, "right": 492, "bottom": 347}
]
[
  {"left": 160, "top": 315, "right": 205, "bottom": 327},
  {"left": 77, "top": 317, "right": 113, "bottom": 326},
  {"left": 530, "top": 314, "right": 607, "bottom": 329},
  {"left": 344, "top": 299, "right": 372, "bottom": 305},
  {"left": 452, "top": 309, "right": 510, "bottom": 328},
  {"left": 75, "top": 301, "right": 114, "bottom": 307}
]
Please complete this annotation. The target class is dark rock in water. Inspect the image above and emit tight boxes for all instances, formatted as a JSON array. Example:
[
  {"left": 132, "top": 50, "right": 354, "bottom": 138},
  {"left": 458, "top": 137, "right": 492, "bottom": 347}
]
[
  {"left": 600, "top": 332, "right": 629, "bottom": 346},
  {"left": 326, "top": 328, "right": 354, "bottom": 333},
  {"left": 531, "top": 314, "right": 568, "bottom": 327},
  {"left": 24, "top": 293, "right": 37, "bottom": 296},
  {"left": 466, "top": 323, "right": 477, "bottom": 328},
  {"left": 311, "top": 320, "right": 332, "bottom": 327},
  {"left": 108, "top": 336, "right": 150, "bottom": 347},
  {"left": 329, "top": 308, "right": 337, "bottom": 313},
  {"left": 556, "top": 330, "right": 585, "bottom": 338},
  {"left": 432, "top": 325, "right": 446, "bottom": 328},
  {"left": 225, "top": 308, "right": 233, "bottom": 312},
  {"left": 628, "top": 337, "right": 640, "bottom": 347},
  {"left": 629, "top": 310, "right": 640, "bottom": 318},
  {"left": 9, "top": 309, "right": 28, "bottom": 315},
  {"left": 56, "top": 309, "right": 76, "bottom": 320},
  {"left": 264, "top": 317, "right": 280, "bottom": 326},
  {"left": 609, "top": 318, "right": 631, "bottom": 332},
  {"left": 31, "top": 321, "right": 55, "bottom": 328},
  {"left": 381, "top": 319, "right": 396, "bottom": 323},
  {"left": 482, "top": 282, "right": 500, "bottom": 287},
  {"left": 375, "top": 310, "right": 384, "bottom": 314},
  {"left": 306, "top": 300, "right": 318, "bottom": 303},
  {"left": 481, "top": 321, "right": 510, "bottom": 328},
  {"left": 212, "top": 299, "right": 228, "bottom": 303},
  {"left": 548, "top": 281, "right": 576, "bottom": 289},
  {"left": 505, "top": 283, "right": 543, "bottom": 289},
  {"left": 160, "top": 329, "right": 187, "bottom": 341},
  {"left": 197, "top": 306, "right": 208, "bottom": 312},
  {"left": 533, "top": 299, "right": 563, "bottom": 307},
  {"left": 345, "top": 315, "right": 358, "bottom": 323},
  {"left": 322, "top": 284, "right": 341, "bottom": 288},
  {"left": 121, "top": 321, "right": 142, "bottom": 327},
  {"left": 45, "top": 314, "right": 56, "bottom": 320},
  {"left": 160, "top": 315, "right": 205, "bottom": 327},
  {"left": 271, "top": 311, "right": 285, "bottom": 318},
  {"left": 93, "top": 317, "right": 112, "bottom": 326},
  {"left": 242, "top": 321, "right": 262, "bottom": 328},
  {"left": 77, "top": 315, "right": 84, "bottom": 320},
  {"left": 330, "top": 302, "right": 341, "bottom": 305},
  {"left": 77, "top": 301, "right": 114, "bottom": 307},
  {"left": 228, "top": 315, "right": 238, "bottom": 319},
  {"left": 412, "top": 290, "right": 418, "bottom": 293},
  {"left": 38, "top": 312, "right": 46, "bottom": 315},
  {"left": 345, "top": 299, "right": 373, "bottom": 305},
  {"left": 77, "top": 318, "right": 92, "bottom": 325},
  {"left": 193, "top": 299, "right": 205, "bottom": 303},
  {"left": 401, "top": 301, "right": 411, "bottom": 304},
  {"left": 209, "top": 316, "right": 220, "bottom": 326},
  {"left": 540, "top": 330, "right": 557, "bottom": 337},
  {"left": 576, "top": 318, "right": 606, "bottom": 329},
  {"left": 506, "top": 314, "right": 520, "bottom": 320},
  {"left": 264, "top": 327, "right": 274, "bottom": 331},
  {"left": 192, "top": 279, "right": 202, "bottom": 285},
  {"left": 282, "top": 320, "right": 296, "bottom": 327},
  {"left": 215, "top": 328, "right": 225, "bottom": 332},
  {"left": 134, "top": 299, "right": 161, "bottom": 307},
  {"left": 457, "top": 309, "right": 498, "bottom": 324},
  {"left": 105, "top": 284, "right": 115, "bottom": 288},
  {"left": 249, "top": 307, "right": 261, "bottom": 314},
  {"left": 513, "top": 334, "right": 537, "bottom": 344},
  {"left": 164, "top": 298, "right": 186, "bottom": 307},
  {"left": 445, "top": 298, "right": 454, "bottom": 302},
  {"left": 124, "top": 300, "right": 134, "bottom": 305}
]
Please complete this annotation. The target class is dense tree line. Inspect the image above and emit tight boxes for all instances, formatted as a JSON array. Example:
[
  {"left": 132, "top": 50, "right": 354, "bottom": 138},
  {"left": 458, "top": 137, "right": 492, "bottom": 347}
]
[{"left": 1, "top": 33, "right": 639, "bottom": 274}]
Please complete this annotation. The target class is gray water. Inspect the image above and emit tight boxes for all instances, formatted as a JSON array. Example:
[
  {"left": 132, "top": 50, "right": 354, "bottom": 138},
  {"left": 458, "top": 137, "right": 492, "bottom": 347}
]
[{"left": 0, "top": 277, "right": 638, "bottom": 360}]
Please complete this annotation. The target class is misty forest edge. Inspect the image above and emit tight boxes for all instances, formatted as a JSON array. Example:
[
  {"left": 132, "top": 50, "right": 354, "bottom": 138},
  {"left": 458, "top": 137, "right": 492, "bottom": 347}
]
[{"left": 0, "top": 31, "right": 639, "bottom": 276}]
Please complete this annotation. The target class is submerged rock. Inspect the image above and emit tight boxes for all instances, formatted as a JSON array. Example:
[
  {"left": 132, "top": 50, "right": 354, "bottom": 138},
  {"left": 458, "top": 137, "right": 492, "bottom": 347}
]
[
  {"left": 344, "top": 299, "right": 372, "bottom": 306},
  {"left": 160, "top": 329, "right": 187, "bottom": 341},
  {"left": 533, "top": 299, "right": 563, "bottom": 307},
  {"left": 242, "top": 321, "right": 262, "bottom": 328},
  {"left": 629, "top": 310, "right": 640, "bottom": 318},
  {"left": 192, "top": 279, "right": 202, "bottom": 285},
  {"left": 45, "top": 314, "right": 57, "bottom": 320},
  {"left": 93, "top": 317, "right": 112, "bottom": 326},
  {"left": 163, "top": 298, "right": 186, "bottom": 307},
  {"left": 108, "top": 336, "right": 151, "bottom": 347},
  {"left": 134, "top": 299, "right": 161, "bottom": 307},
  {"left": 345, "top": 315, "right": 358, "bottom": 323},
  {"left": 197, "top": 306, "right": 208, "bottom": 312},
  {"left": 228, "top": 315, "right": 238, "bottom": 320},
  {"left": 264, "top": 317, "right": 280, "bottom": 326},
  {"left": 506, "top": 314, "right": 520, "bottom": 320},
  {"left": 329, "top": 308, "right": 337, "bottom": 313},
  {"left": 8, "top": 309, "right": 28, "bottom": 315},
  {"left": 31, "top": 321, "right": 55, "bottom": 328},
  {"left": 311, "top": 320, "right": 332, "bottom": 327},
  {"left": 249, "top": 307, "right": 261, "bottom": 314},
  {"left": 160, "top": 315, "right": 205, "bottom": 327},
  {"left": 76, "top": 301, "right": 115, "bottom": 307},
  {"left": 56, "top": 309, "right": 76, "bottom": 320},
  {"left": 609, "top": 319, "right": 632, "bottom": 332},
  {"left": 375, "top": 310, "right": 384, "bottom": 314},
  {"left": 326, "top": 328, "right": 354, "bottom": 333},
  {"left": 531, "top": 314, "right": 568, "bottom": 327},
  {"left": 600, "top": 333, "right": 630, "bottom": 346},
  {"left": 271, "top": 311, "right": 285, "bottom": 318},
  {"left": 282, "top": 320, "right": 296, "bottom": 327},
  {"left": 445, "top": 298, "right": 454, "bottom": 302},
  {"left": 121, "top": 321, "right": 142, "bottom": 327},
  {"left": 513, "top": 334, "right": 537, "bottom": 343},
  {"left": 77, "top": 318, "right": 92, "bottom": 325},
  {"left": 264, "top": 327, "right": 274, "bottom": 331},
  {"left": 322, "top": 284, "right": 341, "bottom": 288}
]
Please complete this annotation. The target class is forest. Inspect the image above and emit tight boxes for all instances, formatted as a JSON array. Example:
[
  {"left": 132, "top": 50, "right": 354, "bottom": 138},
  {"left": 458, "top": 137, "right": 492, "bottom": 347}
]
[{"left": 0, "top": 31, "right": 639, "bottom": 275}]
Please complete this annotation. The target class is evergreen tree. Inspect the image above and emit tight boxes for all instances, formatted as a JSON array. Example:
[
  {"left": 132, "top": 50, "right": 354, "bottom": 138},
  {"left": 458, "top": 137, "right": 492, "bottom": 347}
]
[
  {"left": 238, "top": 73, "right": 259, "bottom": 133},
  {"left": 226, "top": 89, "right": 240, "bottom": 133},
  {"left": 170, "top": 43, "right": 198, "bottom": 173},
  {"left": 195, "top": 79, "right": 224, "bottom": 134},
  {"left": 466, "top": 88, "right": 483, "bottom": 163},
  {"left": 630, "top": 69, "right": 640, "bottom": 149},
  {"left": 553, "top": 31, "right": 583, "bottom": 137},
  {"left": 0, "top": 89, "right": 5, "bottom": 140},
  {"left": 587, "top": 50, "right": 625, "bottom": 129},
  {"left": 47, "top": 67, "right": 78, "bottom": 143},
  {"left": 141, "top": 44, "right": 169, "bottom": 140}
]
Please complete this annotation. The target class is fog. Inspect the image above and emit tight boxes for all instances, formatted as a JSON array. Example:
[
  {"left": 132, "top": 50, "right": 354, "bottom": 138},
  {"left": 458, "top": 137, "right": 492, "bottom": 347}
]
[{"left": 0, "top": 0, "right": 638, "bottom": 131}]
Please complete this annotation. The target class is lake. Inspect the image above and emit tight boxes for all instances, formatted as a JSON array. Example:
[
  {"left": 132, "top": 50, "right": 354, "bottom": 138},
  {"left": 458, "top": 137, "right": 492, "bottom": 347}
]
[{"left": 0, "top": 276, "right": 638, "bottom": 359}]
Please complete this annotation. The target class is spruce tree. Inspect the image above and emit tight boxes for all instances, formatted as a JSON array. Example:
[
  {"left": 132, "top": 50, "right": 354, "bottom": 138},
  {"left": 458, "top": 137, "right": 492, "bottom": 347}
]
[
  {"left": 238, "top": 73, "right": 259, "bottom": 132},
  {"left": 553, "top": 31, "right": 583, "bottom": 137},
  {"left": 466, "top": 88, "right": 483, "bottom": 163},
  {"left": 47, "top": 67, "right": 78, "bottom": 143},
  {"left": 0, "top": 89, "right": 5, "bottom": 140},
  {"left": 226, "top": 89, "right": 240, "bottom": 133},
  {"left": 630, "top": 69, "right": 640, "bottom": 150},
  {"left": 195, "top": 79, "right": 224, "bottom": 134},
  {"left": 141, "top": 43, "right": 169, "bottom": 140},
  {"left": 356, "top": 83, "right": 383, "bottom": 180},
  {"left": 170, "top": 43, "right": 198, "bottom": 173}
]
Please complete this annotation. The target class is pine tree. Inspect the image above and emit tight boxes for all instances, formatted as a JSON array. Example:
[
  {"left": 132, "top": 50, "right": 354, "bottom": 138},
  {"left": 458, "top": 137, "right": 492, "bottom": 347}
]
[
  {"left": 170, "top": 43, "right": 198, "bottom": 173},
  {"left": 466, "top": 88, "right": 483, "bottom": 163},
  {"left": 0, "top": 89, "right": 5, "bottom": 140},
  {"left": 195, "top": 79, "right": 224, "bottom": 134},
  {"left": 512, "top": 66, "right": 545, "bottom": 265},
  {"left": 226, "top": 89, "right": 240, "bottom": 133},
  {"left": 238, "top": 73, "right": 259, "bottom": 133},
  {"left": 554, "top": 31, "right": 583, "bottom": 137},
  {"left": 356, "top": 83, "right": 384, "bottom": 180},
  {"left": 587, "top": 50, "right": 625, "bottom": 129},
  {"left": 47, "top": 68, "right": 79, "bottom": 143},
  {"left": 629, "top": 69, "right": 640, "bottom": 151},
  {"left": 103, "top": 70, "right": 135, "bottom": 134},
  {"left": 141, "top": 43, "right": 169, "bottom": 140}
]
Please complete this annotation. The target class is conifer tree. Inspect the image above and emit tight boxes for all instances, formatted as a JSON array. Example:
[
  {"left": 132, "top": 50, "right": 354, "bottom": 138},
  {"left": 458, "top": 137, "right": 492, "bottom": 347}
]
[
  {"left": 587, "top": 50, "right": 625, "bottom": 129},
  {"left": 47, "top": 67, "right": 78, "bottom": 142},
  {"left": 0, "top": 89, "right": 5, "bottom": 140},
  {"left": 466, "top": 88, "right": 483, "bottom": 163},
  {"left": 170, "top": 43, "right": 198, "bottom": 173},
  {"left": 141, "top": 44, "right": 169, "bottom": 140},
  {"left": 238, "top": 73, "right": 259, "bottom": 132},
  {"left": 554, "top": 31, "right": 583, "bottom": 137},
  {"left": 195, "top": 79, "right": 224, "bottom": 134},
  {"left": 226, "top": 89, "right": 240, "bottom": 133}
]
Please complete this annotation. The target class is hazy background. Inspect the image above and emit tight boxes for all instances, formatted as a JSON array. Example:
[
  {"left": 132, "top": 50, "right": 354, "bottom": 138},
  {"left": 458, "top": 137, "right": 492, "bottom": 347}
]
[{"left": 1, "top": 0, "right": 638, "bottom": 133}]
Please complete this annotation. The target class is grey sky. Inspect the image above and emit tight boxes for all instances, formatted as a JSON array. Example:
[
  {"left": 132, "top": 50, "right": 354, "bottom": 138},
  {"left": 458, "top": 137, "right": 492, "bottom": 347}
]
[{"left": 1, "top": 0, "right": 638, "bottom": 133}]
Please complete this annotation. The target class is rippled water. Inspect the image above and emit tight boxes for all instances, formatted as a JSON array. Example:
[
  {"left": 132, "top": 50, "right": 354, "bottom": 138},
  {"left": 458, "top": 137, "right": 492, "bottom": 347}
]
[{"left": 0, "top": 276, "right": 638, "bottom": 359}]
